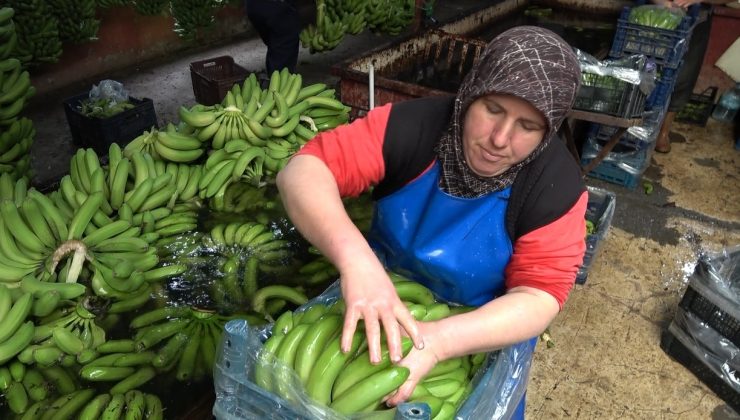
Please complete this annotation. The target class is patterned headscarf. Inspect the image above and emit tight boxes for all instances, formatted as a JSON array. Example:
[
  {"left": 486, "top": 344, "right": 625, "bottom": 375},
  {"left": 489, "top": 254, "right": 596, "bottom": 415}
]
[{"left": 436, "top": 26, "right": 581, "bottom": 198}]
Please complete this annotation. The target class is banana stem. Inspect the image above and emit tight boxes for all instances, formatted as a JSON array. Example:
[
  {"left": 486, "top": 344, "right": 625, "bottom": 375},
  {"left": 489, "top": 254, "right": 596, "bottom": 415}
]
[{"left": 49, "top": 240, "right": 90, "bottom": 283}]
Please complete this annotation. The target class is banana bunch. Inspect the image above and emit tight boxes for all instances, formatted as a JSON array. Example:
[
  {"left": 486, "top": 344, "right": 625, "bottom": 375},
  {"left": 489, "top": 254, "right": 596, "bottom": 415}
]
[
  {"left": 366, "top": 0, "right": 414, "bottom": 36},
  {"left": 208, "top": 179, "right": 278, "bottom": 214},
  {"left": 133, "top": 0, "right": 169, "bottom": 15},
  {"left": 0, "top": 361, "right": 52, "bottom": 415},
  {"left": 345, "top": 192, "right": 375, "bottom": 233},
  {"left": 96, "top": 0, "right": 129, "bottom": 7},
  {"left": 300, "top": 0, "right": 347, "bottom": 53},
  {"left": 324, "top": 0, "right": 366, "bottom": 35},
  {"left": 129, "top": 305, "right": 238, "bottom": 383},
  {"left": 112, "top": 144, "right": 203, "bottom": 211},
  {"left": 21, "top": 390, "right": 165, "bottom": 420},
  {"left": 2, "top": 0, "right": 63, "bottom": 65},
  {"left": 170, "top": 0, "right": 219, "bottom": 41},
  {"left": 0, "top": 117, "right": 34, "bottom": 180},
  {"left": 124, "top": 123, "right": 206, "bottom": 163},
  {"left": 181, "top": 69, "right": 349, "bottom": 155},
  {"left": 0, "top": 57, "right": 35, "bottom": 126},
  {"left": 0, "top": 7, "right": 17, "bottom": 60},
  {"left": 46, "top": 0, "right": 99, "bottom": 44},
  {"left": 21, "top": 298, "right": 107, "bottom": 368},
  {"left": 297, "top": 254, "right": 339, "bottom": 288},
  {"left": 255, "top": 280, "right": 484, "bottom": 418},
  {"left": 198, "top": 139, "right": 268, "bottom": 199},
  {"left": 0, "top": 288, "right": 34, "bottom": 365}
]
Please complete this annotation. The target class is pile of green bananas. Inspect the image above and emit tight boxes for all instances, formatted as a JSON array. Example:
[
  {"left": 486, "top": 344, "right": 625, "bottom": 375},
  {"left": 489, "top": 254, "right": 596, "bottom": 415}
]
[
  {"left": 127, "top": 305, "right": 246, "bottom": 382},
  {"left": 255, "top": 280, "right": 485, "bottom": 419},
  {"left": 124, "top": 123, "right": 206, "bottom": 163},
  {"left": 20, "top": 389, "right": 164, "bottom": 420},
  {"left": 170, "top": 0, "right": 219, "bottom": 41},
  {"left": 328, "top": 0, "right": 367, "bottom": 35},
  {"left": 0, "top": 361, "right": 53, "bottom": 415},
  {"left": 0, "top": 288, "right": 35, "bottom": 366},
  {"left": 0, "top": 118, "right": 34, "bottom": 180},
  {"left": 366, "top": 0, "right": 414, "bottom": 36},
  {"left": 46, "top": 0, "right": 99, "bottom": 44},
  {"left": 208, "top": 179, "right": 278, "bottom": 214},
  {"left": 0, "top": 0, "right": 63, "bottom": 65},
  {"left": 132, "top": 0, "right": 168, "bottom": 15},
  {"left": 300, "top": 0, "right": 347, "bottom": 53},
  {"left": 21, "top": 298, "right": 107, "bottom": 368},
  {"left": 0, "top": 7, "right": 17, "bottom": 59},
  {"left": 96, "top": 0, "right": 130, "bottom": 8},
  {"left": 179, "top": 69, "right": 350, "bottom": 152},
  {"left": 0, "top": 57, "right": 35, "bottom": 126}
]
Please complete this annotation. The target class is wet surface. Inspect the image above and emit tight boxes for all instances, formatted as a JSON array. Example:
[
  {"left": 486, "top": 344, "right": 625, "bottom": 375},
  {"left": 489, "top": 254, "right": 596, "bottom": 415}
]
[{"left": 18, "top": 0, "right": 740, "bottom": 417}]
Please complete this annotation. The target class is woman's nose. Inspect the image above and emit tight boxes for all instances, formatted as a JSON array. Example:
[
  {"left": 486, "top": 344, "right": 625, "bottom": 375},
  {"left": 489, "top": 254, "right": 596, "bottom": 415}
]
[{"left": 490, "top": 119, "right": 513, "bottom": 148}]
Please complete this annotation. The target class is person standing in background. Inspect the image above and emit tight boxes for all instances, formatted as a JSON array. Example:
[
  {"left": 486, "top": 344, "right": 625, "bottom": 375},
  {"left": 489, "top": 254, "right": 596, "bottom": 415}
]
[
  {"left": 654, "top": 0, "right": 735, "bottom": 153},
  {"left": 245, "top": 0, "right": 301, "bottom": 76}
]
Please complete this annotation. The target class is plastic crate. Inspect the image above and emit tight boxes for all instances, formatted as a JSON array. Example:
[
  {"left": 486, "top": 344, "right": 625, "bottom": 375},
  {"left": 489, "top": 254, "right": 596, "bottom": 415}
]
[
  {"left": 190, "top": 56, "right": 250, "bottom": 106},
  {"left": 678, "top": 250, "right": 740, "bottom": 348},
  {"left": 676, "top": 87, "right": 718, "bottom": 126},
  {"left": 661, "top": 318, "right": 740, "bottom": 413},
  {"left": 609, "top": 6, "right": 694, "bottom": 69},
  {"left": 213, "top": 286, "right": 533, "bottom": 419},
  {"left": 580, "top": 137, "right": 651, "bottom": 189},
  {"left": 574, "top": 72, "right": 646, "bottom": 118},
  {"left": 645, "top": 66, "right": 678, "bottom": 111},
  {"left": 63, "top": 93, "right": 157, "bottom": 156},
  {"left": 577, "top": 186, "right": 616, "bottom": 284}
]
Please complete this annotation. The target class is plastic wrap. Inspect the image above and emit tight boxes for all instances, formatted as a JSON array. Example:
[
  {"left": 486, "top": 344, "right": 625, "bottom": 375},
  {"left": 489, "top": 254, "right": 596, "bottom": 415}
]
[
  {"left": 576, "top": 186, "right": 617, "bottom": 284},
  {"left": 668, "top": 247, "right": 740, "bottom": 392},
  {"left": 693, "top": 246, "right": 740, "bottom": 303},
  {"left": 213, "top": 281, "right": 534, "bottom": 420},
  {"left": 89, "top": 79, "right": 129, "bottom": 104},
  {"left": 575, "top": 49, "right": 656, "bottom": 96}
]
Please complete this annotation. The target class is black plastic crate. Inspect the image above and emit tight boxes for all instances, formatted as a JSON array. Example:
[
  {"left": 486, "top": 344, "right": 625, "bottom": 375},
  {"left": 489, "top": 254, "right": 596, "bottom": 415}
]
[
  {"left": 63, "top": 93, "right": 158, "bottom": 157},
  {"left": 679, "top": 259, "right": 740, "bottom": 348},
  {"left": 609, "top": 6, "right": 694, "bottom": 69},
  {"left": 190, "top": 55, "right": 249, "bottom": 106},
  {"left": 574, "top": 72, "right": 646, "bottom": 118},
  {"left": 676, "top": 87, "right": 718, "bottom": 127},
  {"left": 661, "top": 323, "right": 740, "bottom": 413},
  {"left": 577, "top": 186, "right": 616, "bottom": 284}
]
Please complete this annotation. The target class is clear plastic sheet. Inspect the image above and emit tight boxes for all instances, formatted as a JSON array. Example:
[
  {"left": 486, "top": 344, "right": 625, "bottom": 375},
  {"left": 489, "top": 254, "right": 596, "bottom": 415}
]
[
  {"left": 88, "top": 79, "right": 130, "bottom": 104},
  {"left": 670, "top": 310, "right": 740, "bottom": 392},
  {"left": 693, "top": 246, "right": 740, "bottom": 304},
  {"left": 213, "top": 281, "right": 534, "bottom": 420},
  {"left": 574, "top": 49, "right": 656, "bottom": 96},
  {"left": 668, "top": 247, "right": 740, "bottom": 392}
]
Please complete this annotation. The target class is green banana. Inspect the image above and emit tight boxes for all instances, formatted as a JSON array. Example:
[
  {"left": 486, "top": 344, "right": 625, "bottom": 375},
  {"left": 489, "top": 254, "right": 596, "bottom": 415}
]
[
  {"left": 329, "top": 366, "right": 410, "bottom": 415},
  {"left": 109, "top": 366, "right": 156, "bottom": 394}
]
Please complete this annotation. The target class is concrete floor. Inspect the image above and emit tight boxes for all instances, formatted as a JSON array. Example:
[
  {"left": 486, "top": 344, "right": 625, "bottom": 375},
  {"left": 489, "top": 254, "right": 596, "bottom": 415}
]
[{"left": 22, "top": 1, "right": 740, "bottom": 418}]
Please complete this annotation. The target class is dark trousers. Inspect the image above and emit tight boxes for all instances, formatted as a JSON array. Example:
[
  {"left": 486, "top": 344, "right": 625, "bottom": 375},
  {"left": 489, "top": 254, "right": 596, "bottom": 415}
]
[
  {"left": 668, "top": 9, "right": 712, "bottom": 112},
  {"left": 245, "top": 0, "right": 301, "bottom": 75}
]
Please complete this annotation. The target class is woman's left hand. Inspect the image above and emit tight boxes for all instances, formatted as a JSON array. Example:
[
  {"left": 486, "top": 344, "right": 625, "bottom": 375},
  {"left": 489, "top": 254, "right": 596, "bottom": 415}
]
[
  {"left": 384, "top": 322, "right": 442, "bottom": 406},
  {"left": 672, "top": 0, "right": 701, "bottom": 8}
]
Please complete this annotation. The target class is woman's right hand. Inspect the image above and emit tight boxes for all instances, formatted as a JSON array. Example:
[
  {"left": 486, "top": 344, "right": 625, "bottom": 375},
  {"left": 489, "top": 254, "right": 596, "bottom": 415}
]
[{"left": 339, "top": 260, "right": 424, "bottom": 365}]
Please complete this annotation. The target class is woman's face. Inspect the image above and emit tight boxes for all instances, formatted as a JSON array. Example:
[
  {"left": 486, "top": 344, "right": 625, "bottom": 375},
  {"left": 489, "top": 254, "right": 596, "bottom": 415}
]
[{"left": 461, "top": 94, "right": 547, "bottom": 177}]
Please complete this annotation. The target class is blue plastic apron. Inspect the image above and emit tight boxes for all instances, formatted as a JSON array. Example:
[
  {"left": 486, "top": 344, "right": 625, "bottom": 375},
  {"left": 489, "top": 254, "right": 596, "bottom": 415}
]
[{"left": 368, "top": 162, "right": 530, "bottom": 418}]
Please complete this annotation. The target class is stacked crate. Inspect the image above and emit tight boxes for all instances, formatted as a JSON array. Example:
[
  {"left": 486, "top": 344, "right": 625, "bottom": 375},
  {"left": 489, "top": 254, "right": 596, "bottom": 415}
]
[
  {"left": 581, "top": 4, "right": 697, "bottom": 189},
  {"left": 661, "top": 249, "right": 740, "bottom": 412}
]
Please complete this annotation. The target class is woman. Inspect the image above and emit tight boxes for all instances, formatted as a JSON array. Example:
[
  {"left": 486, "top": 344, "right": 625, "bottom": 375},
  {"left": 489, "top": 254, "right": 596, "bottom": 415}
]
[{"left": 277, "top": 26, "right": 587, "bottom": 415}]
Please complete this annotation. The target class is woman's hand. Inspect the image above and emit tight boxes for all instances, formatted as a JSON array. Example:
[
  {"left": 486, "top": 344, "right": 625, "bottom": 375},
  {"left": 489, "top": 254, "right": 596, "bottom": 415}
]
[
  {"left": 672, "top": 0, "right": 701, "bottom": 8},
  {"left": 340, "top": 261, "right": 424, "bottom": 365},
  {"left": 384, "top": 322, "right": 442, "bottom": 406}
]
